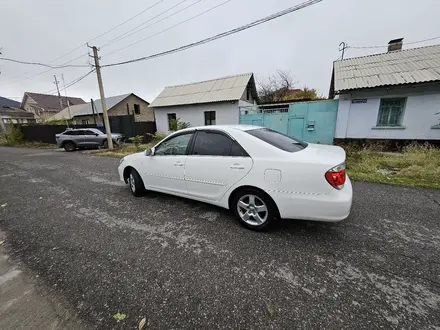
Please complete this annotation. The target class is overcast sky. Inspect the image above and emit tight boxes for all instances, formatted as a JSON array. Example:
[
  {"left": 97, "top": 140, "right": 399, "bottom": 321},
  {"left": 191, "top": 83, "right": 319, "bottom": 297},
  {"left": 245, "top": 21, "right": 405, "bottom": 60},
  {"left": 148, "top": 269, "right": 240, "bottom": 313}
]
[{"left": 1, "top": 0, "right": 439, "bottom": 104}]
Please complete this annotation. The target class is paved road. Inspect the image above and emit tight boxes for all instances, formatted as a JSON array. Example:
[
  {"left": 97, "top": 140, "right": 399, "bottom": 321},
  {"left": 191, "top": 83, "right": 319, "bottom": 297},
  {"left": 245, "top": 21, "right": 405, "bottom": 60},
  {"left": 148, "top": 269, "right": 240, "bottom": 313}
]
[{"left": 0, "top": 147, "right": 439, "bottom": 329}]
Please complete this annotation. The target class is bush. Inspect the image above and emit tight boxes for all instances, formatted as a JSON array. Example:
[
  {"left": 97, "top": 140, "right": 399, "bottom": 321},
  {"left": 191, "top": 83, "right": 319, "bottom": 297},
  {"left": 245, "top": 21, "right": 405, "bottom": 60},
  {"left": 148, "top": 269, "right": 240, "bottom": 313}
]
[
  {"left": 1, "top": 125, "right": 25, "bottom": 146},
  {"left": 169, "top": 118, "right": 190, "bottom": 131},
  {"left": 128, "top": 135, "right": 144, "bottom": 148},
  {"left": 148, "top": 132, "right": 166, "bottom": 144}
]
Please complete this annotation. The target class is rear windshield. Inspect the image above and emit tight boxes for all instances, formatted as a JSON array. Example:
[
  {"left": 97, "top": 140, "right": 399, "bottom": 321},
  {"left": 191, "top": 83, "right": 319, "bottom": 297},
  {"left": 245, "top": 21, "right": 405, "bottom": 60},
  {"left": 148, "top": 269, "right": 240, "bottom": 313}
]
[{"left": 246, "top": 128, "right": 307, "bottom": 152}]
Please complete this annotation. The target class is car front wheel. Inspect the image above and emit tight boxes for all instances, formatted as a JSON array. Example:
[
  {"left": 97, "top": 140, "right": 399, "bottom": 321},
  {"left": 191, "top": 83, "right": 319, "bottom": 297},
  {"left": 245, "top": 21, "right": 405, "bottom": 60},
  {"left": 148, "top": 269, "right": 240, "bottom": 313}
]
[
  {"left": 128, "top": 169, "right": 145, "bottom": 197},
  {"left": 63, "top": 142, "right": 76, "bottom": 152},
  {"left": 232, "top": 189, "right": 278, "bottom": 231}
]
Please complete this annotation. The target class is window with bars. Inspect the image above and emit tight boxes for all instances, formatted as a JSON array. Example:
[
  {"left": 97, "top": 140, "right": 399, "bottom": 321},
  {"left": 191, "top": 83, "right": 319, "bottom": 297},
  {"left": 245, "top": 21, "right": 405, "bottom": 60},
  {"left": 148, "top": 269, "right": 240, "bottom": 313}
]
[
  {"left": 204, "top": 111, "right": 216, "bottom": 125},
  {"left": 377, "top": 98, "right": 406, "bottom": 126}
]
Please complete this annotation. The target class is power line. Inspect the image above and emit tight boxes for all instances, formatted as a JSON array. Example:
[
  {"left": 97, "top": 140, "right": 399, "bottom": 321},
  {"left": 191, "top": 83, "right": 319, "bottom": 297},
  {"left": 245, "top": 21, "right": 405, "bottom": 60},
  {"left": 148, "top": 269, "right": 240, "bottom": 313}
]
[
  {"left": 4, "top": 0, "right": 165, "bottom": 85},
  {"left": 103, "top": 0, "right": 232, "bottom": 58},
  {"left": 100, "top": 0, "right": 192, "bottom": 48},
  {"left": 90, "top": 0, "right": 166, "bottom": 44},
  {"left": 102, "top": 0, "right": 323, "bottom": 68},
  {"left": 0, "top": 57, "right": 90, "bottom": 69},
  {"left": 42, "top": 69, "right": 95, "bottom": 95},
  {"left": 349, "top": 36, "right": 440, "bottom": 49}
]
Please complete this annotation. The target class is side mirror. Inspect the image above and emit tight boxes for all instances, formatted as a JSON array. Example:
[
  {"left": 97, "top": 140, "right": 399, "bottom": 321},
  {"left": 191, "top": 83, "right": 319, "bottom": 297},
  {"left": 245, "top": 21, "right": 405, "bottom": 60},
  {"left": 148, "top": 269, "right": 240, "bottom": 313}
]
[{"left": 145, "top": 147, "right": 155, "bottom": 156}]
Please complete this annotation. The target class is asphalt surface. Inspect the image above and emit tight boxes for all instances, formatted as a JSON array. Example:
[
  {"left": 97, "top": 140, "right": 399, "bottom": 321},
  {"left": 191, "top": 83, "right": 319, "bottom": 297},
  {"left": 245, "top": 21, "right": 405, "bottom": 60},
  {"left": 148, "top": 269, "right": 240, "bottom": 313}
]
[{"left": 0, "top": 146, "right": 439, "bottom": 329}]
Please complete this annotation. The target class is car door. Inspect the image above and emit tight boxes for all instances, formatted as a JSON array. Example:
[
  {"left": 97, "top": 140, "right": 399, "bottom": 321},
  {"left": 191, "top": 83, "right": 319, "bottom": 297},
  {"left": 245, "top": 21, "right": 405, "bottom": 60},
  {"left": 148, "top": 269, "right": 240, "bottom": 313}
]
[
  {"left": 73, "top": 130, "right": 87, "bottom": 146},
  {"left": 142, "top": 131, "right": 194, "bottom": 195},
  {"left": 83, "top": 130, "right": 102, "bottom": 147},
  {"left": 184, "top": 130, "right": 253, "bottom": 201}
]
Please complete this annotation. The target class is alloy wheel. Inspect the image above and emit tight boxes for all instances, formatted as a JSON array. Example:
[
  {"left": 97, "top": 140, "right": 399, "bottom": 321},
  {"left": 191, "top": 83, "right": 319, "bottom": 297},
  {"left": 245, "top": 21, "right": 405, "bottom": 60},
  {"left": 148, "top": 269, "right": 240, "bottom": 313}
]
[
  {"left": 237, "top": 194, "right": 268, "bottom": 226},
  {"left": 129, "top": 173, "right": 136, "bottom": 193}
]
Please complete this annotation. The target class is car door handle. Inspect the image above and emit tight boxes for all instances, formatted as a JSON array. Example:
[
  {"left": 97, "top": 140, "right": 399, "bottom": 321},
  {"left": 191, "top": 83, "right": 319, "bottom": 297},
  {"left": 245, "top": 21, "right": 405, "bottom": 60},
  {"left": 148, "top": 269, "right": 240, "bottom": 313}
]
[
  {"left": 174, "top": 162, "right": 184, "bottom": 167},
  {"left": 230, "top": 164, "right": 245, "bottom": 170}
]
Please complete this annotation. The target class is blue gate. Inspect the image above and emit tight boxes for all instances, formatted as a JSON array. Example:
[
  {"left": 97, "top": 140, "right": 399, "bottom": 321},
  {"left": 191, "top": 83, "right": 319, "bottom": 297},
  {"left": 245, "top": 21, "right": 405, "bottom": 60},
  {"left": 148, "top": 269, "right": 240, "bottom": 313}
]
[{"left": 239, "top": 100, "right": 338, "bottom": 144}]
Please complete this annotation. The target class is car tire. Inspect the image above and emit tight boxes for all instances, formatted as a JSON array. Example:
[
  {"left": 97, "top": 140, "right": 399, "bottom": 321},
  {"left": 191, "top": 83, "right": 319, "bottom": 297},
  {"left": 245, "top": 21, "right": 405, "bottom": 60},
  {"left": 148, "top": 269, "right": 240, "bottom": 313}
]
[
  {"left": 128, "top": 169, "right": 145, "bottom": 197},
  {"left": 102, "top": 140, "right": 108, "bottom": 149},
  {"left": 63, "top": 142, "right": 76, "bottom": 152},
  {"left": 231, "top": 188, "right": 278, "bottom": 231}
]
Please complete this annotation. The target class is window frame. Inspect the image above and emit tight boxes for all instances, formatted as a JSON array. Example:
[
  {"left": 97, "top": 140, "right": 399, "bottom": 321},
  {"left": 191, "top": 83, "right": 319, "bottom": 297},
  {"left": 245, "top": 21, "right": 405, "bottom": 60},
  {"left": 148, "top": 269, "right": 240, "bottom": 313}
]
[
  {"left": 154, "top": 130, "right": 195, "bottom": 156},
  {"left": 188, "top": 129, "right": 249, "bottom": 157},
  {"left": 204, "top": 111, "right": 216, "bottom": 126},
  {"left": 167, "top": 113, "right": 177, "bottom": 130},
  {"left": 376, "top": 97, "right": 406, "bottom": 127}
]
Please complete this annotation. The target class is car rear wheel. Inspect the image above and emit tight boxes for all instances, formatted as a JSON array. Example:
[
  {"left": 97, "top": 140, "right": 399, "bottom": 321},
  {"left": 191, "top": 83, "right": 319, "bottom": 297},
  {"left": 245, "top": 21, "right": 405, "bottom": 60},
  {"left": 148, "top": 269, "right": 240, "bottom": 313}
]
[
  {"left": 232, "top": 189, "right": 278, "bottom": 231},
  {"left": 63, "top": 142, "right": 76, "bottom": 152},
  {"left": 128, "top": 169, "right": 145, "bottom": 197}
]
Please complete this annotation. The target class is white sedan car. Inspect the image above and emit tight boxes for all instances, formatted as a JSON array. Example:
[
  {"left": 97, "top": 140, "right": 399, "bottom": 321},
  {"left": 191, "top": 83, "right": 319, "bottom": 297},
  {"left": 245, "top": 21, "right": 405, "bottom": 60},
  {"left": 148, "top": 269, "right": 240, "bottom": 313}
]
[{"left": 118, "top": 125, "right": 352, "bottom": 230}]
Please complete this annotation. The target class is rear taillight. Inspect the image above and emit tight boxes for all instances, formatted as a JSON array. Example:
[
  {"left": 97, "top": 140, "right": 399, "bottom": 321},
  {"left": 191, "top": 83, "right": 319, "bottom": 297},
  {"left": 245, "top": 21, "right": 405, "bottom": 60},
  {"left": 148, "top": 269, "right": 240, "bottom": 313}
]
[{"left": 325, "top": 163, "right": 346, "bottom": 190}]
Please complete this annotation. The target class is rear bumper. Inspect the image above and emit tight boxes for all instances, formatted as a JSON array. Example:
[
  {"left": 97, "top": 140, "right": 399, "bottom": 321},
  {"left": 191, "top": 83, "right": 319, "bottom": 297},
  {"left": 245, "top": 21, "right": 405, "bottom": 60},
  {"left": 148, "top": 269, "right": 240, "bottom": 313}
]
[{"left": 271, "top": 176, "right": 353, "bottom": 222}]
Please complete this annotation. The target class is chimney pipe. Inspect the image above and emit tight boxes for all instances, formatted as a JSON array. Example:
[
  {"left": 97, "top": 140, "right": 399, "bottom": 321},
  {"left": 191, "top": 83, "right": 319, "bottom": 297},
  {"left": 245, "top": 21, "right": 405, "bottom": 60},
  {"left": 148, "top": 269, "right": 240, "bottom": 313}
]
[{"left": 388, "top": 38, "right": 403, "bottom": 52}]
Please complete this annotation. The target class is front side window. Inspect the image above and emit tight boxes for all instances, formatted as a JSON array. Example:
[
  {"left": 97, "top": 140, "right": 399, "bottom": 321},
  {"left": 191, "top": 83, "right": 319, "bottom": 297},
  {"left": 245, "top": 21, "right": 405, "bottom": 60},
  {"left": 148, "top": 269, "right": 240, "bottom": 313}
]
[
  {"left": 167, "top": 113, "right": 176, "bottom": 130},
  {"left": 377, "top": 98, "right": 405, "bottom": 126},
  {"left": 155, "top": 133, "right": 193, "bottom": 156},
  {"left": 204, "top": 111, "right": 216, "bottom": 125},
  {"left": 192, "top": 131, "right": 235, "bottom": 156},
  {"left": 247, "top": 128, "right": 307, "bottom": 153}
]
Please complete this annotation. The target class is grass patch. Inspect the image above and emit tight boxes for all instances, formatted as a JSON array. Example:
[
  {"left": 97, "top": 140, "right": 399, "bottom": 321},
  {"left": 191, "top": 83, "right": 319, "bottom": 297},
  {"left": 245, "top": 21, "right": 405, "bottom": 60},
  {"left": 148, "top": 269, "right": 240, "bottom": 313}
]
[
  {"left": 0, "top": 134, "right": 56, "bottom": 149},
  {"left": 94, "top": 143, "right": 152, "bottom": 158},
  {"left": 347, "top": 144, "right": 440, "bottom": 189}
]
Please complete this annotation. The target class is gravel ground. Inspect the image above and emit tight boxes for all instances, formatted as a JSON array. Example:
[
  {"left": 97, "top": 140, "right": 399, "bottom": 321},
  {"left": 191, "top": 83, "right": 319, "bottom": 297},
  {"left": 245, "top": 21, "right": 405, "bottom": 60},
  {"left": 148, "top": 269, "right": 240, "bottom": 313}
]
[{"left": 0, "top": 146, "right": 439, "bottom": 329}]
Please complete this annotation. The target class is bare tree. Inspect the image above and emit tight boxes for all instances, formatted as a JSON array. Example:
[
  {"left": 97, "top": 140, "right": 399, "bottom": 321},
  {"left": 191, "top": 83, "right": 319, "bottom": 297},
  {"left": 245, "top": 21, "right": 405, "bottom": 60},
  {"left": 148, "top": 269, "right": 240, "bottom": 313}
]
[{"left": 257, "top": 70, "right": 296, "bottom": 103}]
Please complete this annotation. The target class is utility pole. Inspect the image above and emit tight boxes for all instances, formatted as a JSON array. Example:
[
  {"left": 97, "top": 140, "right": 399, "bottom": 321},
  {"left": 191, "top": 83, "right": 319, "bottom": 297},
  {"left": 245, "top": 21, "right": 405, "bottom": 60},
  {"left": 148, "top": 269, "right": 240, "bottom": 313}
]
[
  {"left": 61, "top": 74, "right": 72, "bottom": 124},
  {"left": 53, "top": 75, "right": 64, "bottom": 112},
  {"left": 91, "top": 98, "right": 97, "bottom": 125},
  {"left": 338, "top": 42, "right": 348, "bottom": 60},
  {"left": 89, "top": 45, "right": 113, "bottom": 149}
]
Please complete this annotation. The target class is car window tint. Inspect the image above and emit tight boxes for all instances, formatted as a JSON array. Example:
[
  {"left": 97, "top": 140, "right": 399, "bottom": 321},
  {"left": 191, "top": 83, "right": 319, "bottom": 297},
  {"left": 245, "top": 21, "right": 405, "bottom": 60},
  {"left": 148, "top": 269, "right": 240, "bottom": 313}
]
[
  {"left": 63, "top": 131, "right": 74, "bottom": 135},
  {"left": 84, "top": 130, "right": 95, "bottom": 135},
  {"left": 230, "top": 141, "right": 249, "bottom": 157},
  {"left": 246, "top": 128, "right": 307, "bottom": 152},
  {"left": 192, "top": 131, "right": 233, "bottom": 156},
  {"left": 155, "top": 133, "right": 193, "bottom": 156}
]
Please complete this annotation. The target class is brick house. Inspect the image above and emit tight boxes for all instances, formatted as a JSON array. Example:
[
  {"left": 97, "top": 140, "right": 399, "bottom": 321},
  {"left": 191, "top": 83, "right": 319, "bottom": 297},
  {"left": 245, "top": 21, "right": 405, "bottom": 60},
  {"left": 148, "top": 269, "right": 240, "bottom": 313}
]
[{"left": 49, "top": 93, "right": 152, "bottom": 124}]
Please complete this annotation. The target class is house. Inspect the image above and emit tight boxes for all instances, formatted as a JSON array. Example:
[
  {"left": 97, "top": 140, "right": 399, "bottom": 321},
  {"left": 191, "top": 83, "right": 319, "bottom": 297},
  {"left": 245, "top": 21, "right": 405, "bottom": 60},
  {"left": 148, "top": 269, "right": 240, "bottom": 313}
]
[
  {"left": 48, "top": 93, "right": 152, "bottom": 124},
  {"left": 149, "top": 72, "right": 257, "bottom": 133},
  {"left": 0, "top": 97, "right": 36, "bottom": 131},
  {"left": 1, "top": 106, "right": 36, "bottom": 125},
  {"left": 21, "top": 92, "right": 86, "bottom": 122},
  {"left": 0, "top": 96, "right": 21, "bottom": 108},
  {"left": 329, "top": 39, "right": 440, "bottom": 141}
]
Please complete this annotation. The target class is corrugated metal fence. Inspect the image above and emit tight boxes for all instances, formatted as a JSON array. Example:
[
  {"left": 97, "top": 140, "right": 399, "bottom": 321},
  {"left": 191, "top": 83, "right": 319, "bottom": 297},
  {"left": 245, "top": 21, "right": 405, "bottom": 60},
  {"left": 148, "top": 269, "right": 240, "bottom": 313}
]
[
  {"left": 240, "top": 100, "right": 339, "bottom": 144},
  {"left": 19, "top": 115, "right": 156, "bottom": 144}
]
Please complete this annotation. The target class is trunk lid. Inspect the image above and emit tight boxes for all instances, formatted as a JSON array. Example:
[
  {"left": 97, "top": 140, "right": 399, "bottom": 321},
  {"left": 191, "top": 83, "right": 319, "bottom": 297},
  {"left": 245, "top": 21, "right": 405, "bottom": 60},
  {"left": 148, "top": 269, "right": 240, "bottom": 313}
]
[{"left": 302, "top": 143, "right": 346, "bottom": 167}]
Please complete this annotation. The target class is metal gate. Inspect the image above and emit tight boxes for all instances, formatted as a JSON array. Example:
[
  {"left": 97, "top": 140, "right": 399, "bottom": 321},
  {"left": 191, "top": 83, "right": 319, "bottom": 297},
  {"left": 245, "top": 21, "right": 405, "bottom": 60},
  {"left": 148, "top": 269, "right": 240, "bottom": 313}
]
[{"left": 239, "top": 100, "right": 338, "bottom": 144}]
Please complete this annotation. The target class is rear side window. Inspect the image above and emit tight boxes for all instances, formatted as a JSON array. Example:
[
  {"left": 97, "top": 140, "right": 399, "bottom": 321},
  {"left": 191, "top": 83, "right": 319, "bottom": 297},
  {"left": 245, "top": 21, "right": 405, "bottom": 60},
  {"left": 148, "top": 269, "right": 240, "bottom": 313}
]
[
  {"left": 191, "top": 131, "right": 248, "bottom": 157},
  {"left": 192, "top": 131, "right": 232, "bottom": 156},
  {"left": 230, "top": 141, "right": 249, "bottom": 157},
  {"left": 247, "top": 128, "right": 307, "bottom": 152}
]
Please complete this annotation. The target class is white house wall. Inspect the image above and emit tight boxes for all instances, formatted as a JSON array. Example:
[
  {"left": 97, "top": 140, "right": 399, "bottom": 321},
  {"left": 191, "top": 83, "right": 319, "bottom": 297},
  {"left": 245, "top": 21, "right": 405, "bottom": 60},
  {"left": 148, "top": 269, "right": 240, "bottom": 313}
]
[
  {"left": 153, "top": 101, "right": 240, "bottom": 133},
  {"left": 335, "top": 85, "right": 440, "bottom": 140}
]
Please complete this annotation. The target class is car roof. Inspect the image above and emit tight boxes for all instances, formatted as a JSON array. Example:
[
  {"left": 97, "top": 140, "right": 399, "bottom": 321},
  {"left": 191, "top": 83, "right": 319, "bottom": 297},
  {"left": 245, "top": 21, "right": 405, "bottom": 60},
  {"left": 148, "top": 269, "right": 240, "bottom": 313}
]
[{"left": 178, "top": 124, "right": 263, "bottom": 133}]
